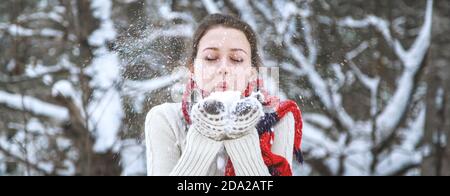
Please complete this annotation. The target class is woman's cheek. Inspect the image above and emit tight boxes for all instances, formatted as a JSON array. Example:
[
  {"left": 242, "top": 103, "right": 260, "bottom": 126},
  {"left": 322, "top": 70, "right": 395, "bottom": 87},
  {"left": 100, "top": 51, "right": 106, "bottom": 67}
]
[
  {"left": 194, "top": 64, "right": 213, "bottom": 80},
  {"left": 223, "top": 66, "right": 247, "bottom": 92},
  {"left": 197, "top": 71, "right": 217, "bottom": 92},
  {"left": 236, "top": 66, "right": 254, "bottom": 81}
]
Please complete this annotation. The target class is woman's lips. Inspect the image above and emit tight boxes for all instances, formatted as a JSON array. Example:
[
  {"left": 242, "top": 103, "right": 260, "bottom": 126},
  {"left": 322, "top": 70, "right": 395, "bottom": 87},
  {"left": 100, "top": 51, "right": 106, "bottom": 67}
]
[{"left": 216, "top": 82, "right": 227, "bottom": 91}]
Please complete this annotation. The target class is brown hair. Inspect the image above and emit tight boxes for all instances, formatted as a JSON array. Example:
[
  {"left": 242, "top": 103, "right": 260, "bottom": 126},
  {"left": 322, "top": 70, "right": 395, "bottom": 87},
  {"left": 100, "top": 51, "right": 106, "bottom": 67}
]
[{"left": 186, "top": 14, "right": 262, "bottom": 71}]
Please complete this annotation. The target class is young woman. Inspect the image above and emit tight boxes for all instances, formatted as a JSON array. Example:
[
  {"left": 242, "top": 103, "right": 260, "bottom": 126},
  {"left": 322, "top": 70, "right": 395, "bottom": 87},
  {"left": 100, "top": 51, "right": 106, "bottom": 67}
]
[{"left": 145, "top": 14, "right": 303, "bottom": 176}]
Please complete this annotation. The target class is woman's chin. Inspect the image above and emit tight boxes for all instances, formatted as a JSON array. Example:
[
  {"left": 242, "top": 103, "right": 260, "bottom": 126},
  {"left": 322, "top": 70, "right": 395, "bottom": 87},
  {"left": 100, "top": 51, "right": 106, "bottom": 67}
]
[
  {"left": 213, "top": 88, "right": 241, "bottom": 93},
  {"left": 212, "top": 87, "right": 226, "bottom": 92}
]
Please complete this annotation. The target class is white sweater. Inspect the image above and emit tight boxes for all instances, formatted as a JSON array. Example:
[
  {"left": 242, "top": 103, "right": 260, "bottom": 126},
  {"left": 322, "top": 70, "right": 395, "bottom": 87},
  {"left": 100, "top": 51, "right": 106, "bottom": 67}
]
[{"left": 145, "top": 102, "right": 295, "bottom": 176}]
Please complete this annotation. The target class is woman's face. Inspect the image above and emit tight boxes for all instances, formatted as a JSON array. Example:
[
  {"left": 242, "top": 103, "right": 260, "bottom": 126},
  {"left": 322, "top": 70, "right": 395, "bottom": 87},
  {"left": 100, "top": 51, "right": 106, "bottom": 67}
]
[{"left": 193, "top": 27, "right": 256, "bottom": 94}]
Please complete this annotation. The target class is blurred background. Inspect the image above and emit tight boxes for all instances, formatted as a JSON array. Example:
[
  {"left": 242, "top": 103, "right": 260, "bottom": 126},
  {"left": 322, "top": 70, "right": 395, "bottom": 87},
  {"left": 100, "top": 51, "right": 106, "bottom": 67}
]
[{"left": 0, "top": 0, "right": 449, "bottom": 176}]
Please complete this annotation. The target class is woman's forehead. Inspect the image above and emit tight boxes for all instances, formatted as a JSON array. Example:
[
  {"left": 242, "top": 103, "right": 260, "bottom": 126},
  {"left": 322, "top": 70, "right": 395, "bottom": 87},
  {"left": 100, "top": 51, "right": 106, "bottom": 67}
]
[{"left": 199, "top": 27, "right": 251, "bottom": 52}]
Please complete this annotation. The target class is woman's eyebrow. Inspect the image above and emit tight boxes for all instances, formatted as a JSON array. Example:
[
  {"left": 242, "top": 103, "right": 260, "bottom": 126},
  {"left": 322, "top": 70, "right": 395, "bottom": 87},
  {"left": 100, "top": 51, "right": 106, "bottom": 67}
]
[
  {"left": 202, "top": 47, "right": 248, "bottom": 55},
  {"left": 230, "top": 48, "right": 248, "bottom": 55},
  {"left": 202, "top": 47, "right": 219, "bottom": 52}
]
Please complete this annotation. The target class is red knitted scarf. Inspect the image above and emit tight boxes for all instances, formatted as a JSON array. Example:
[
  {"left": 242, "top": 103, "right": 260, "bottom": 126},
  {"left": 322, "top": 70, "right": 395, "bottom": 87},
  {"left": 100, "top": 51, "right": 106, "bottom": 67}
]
[{"left": 181, "top": 78, "right": 303, "bottom": 176}]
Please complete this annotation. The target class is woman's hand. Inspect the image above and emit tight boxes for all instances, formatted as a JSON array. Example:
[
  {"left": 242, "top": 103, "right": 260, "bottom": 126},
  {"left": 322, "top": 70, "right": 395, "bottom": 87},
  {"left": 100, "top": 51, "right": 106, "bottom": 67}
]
[
  {"left": 170, "top": 99, "right": 226, "bottom": 176},
  {"left": 223, "top": 96, "right": 269, "bottom": 175},
  {"left": 175, "top": 92, "right": 269, "bottom": 176},
  {"left": 191, "top": 98, "right": 229, "bottom": 141},
  {"left": 227, "top": 96, "right": 264, "bottom": 139},
  {"left": 191, "top": 92, "right": 264, "bottom": 140}
]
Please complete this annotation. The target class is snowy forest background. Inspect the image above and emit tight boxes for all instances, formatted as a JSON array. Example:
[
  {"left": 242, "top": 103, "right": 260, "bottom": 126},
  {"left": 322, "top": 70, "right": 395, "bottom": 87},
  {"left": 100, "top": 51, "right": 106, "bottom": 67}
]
[{"left": 1, "top": 0, "right": 449, "bottom": 176}]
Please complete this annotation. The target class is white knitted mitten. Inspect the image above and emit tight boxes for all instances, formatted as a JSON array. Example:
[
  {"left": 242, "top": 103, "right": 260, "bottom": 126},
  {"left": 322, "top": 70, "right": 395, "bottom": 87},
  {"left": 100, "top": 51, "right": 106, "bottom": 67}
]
[
  {"left": 223, "top": 94, "right": 269, "bottom": 176},
  {"left": 191, "top": 91, "right": 264, "bottom": 140},
  {"left": 191, "top": 98, "right": 229, "bottom": 141},
  {"left": 227, "top": 95, "right": 264, "bottom": 139},
  {"left": 184, "top": 91, "right": 269, "bottom": 176}
]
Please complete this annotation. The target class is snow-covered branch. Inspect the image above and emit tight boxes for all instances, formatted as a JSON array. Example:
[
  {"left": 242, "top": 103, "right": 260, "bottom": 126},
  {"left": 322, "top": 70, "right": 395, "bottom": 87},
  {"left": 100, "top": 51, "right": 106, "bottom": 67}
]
[
  {"left": 345, "top": 41, "right": 380, "bottom": 116},
  {"left": 0, "top": 144, "right": 52, "bottom": 175},
  {"left": 229, "top": 0, "right": 258, "bottom": 29},
  {"left": 284, "top": 11, "right": 355, "bottom": 131},
  {"left": 338, "top": 15, "right": 394, "bottom": 44},
  {"left": 0, "top": 63, "right": 71, "bottom": 84},
  {"left": 153, "top": 0, "right": 195, "bottom": 23},
  {"left": 0, "top": 91, "right": 69, "bottom": 122},
  {"left": 376, "top": 103, "right": 426, "bottom": 175},
  {"left": 285, "top": 19, "right": 332, "bottom": 108},
  {"left": 201, "top": 0, "right": 220, "bottom": 14},
  {"left": 337, "top": 0, "right": 433, "bottom": 134},
  {"left": 123, "top": 69, "right": 185, "bottom": 97},
  {"left": 0, "top": 23, "right": 64, "bottom": 38},
  {"left": 376, "top": 0, "right": 433, "bottom": 134}
]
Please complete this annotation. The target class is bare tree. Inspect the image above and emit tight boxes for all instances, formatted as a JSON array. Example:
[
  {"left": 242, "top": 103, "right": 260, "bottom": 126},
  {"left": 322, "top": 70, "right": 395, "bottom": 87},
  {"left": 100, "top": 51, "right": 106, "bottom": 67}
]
[
  {"left": 422, "top": 0, "right": 450, "bottom": 176},
  {"left": 1, "top": 0, "right": 446, "bottom": 176},
  {"left": 0, "top": 0, "right": 121, "bottom": 175}
]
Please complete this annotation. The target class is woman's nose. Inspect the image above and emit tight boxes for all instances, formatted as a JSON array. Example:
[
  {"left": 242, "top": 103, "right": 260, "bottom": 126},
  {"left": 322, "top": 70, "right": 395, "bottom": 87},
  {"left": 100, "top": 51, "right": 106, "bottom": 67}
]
[{"left": 217, "top": 60, "right": 229, "bottom": 75}]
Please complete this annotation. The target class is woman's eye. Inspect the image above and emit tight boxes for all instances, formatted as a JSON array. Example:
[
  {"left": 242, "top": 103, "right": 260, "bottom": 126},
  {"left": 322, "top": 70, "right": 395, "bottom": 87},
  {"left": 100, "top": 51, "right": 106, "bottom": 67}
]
[
  {"left": 205, "top": 56, "right": 218, "bottom": 61},
  {"left": 231, "top": 58, "right": 244, "bottom": 63}
]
